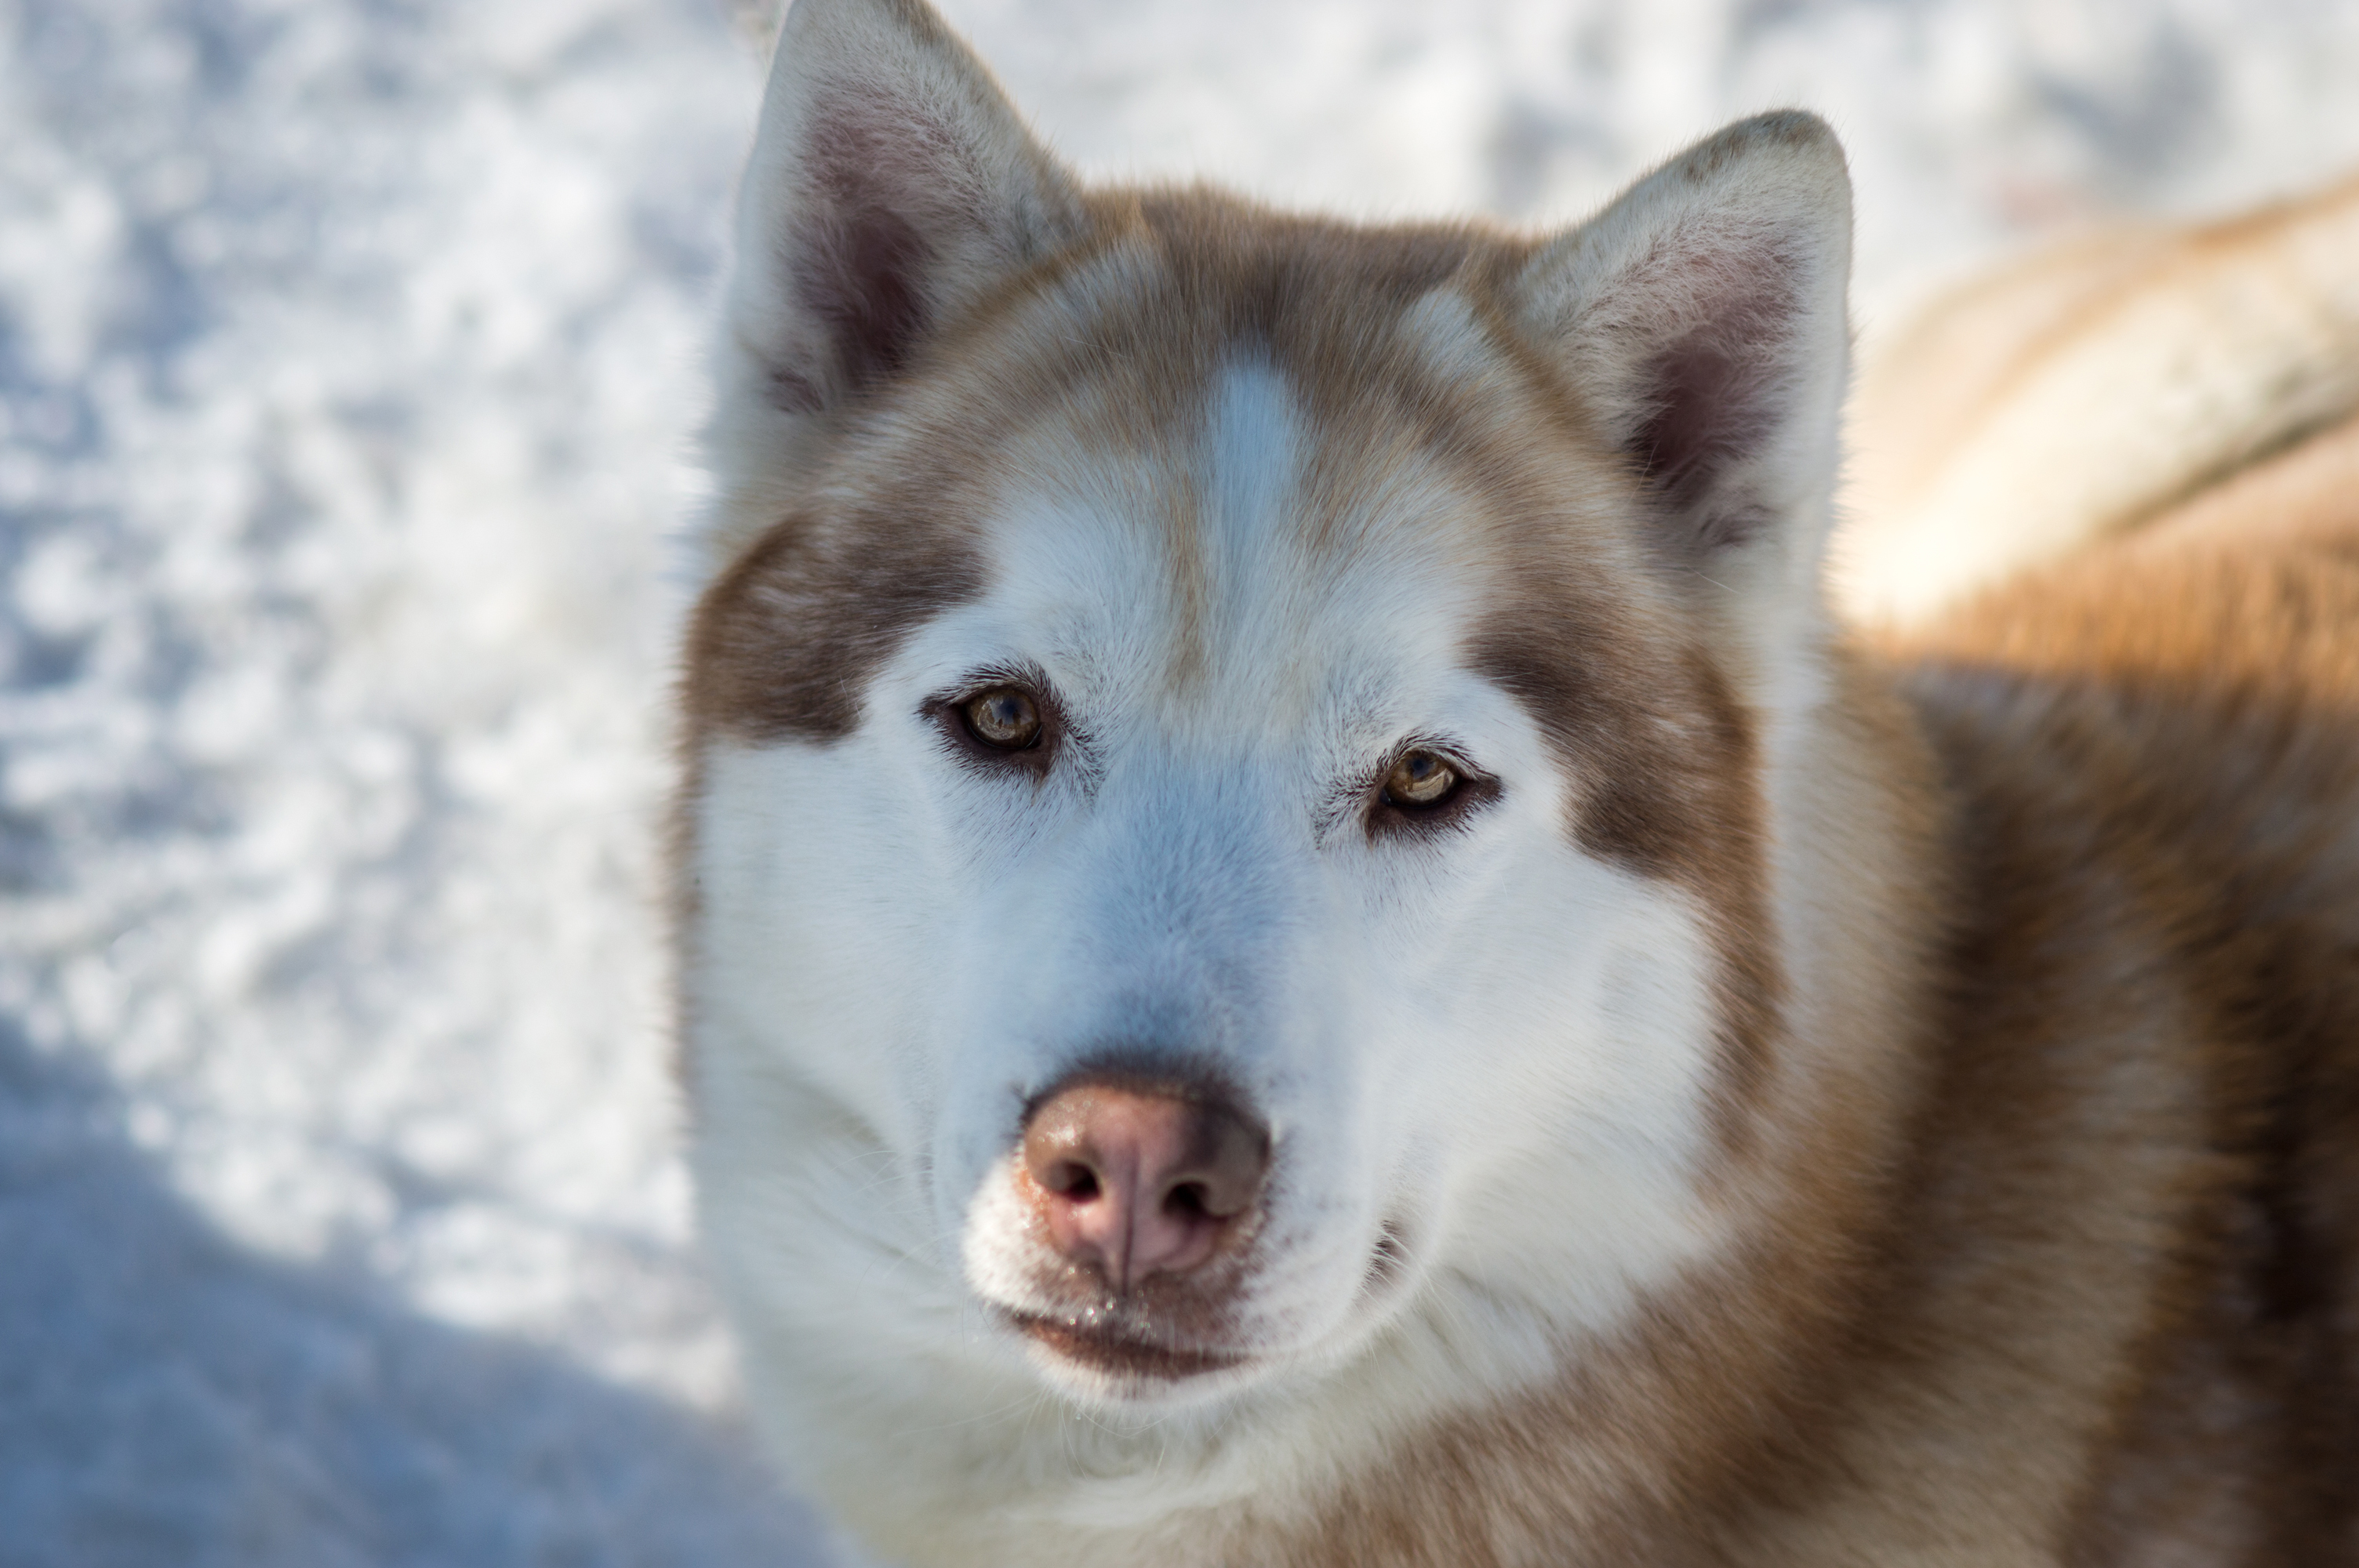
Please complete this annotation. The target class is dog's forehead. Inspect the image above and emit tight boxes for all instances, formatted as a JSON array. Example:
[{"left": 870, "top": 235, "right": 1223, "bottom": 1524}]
[
  {"left": 929, "top": 242, "right": 1638, "bottom": 731},
  {"left": 966, "top": 353, "right": 1486, "bottom": 734}
]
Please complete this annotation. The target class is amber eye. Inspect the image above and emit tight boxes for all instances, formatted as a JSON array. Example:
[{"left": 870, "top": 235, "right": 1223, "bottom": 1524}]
[
  {"left": 1383, "top": 750, "right": 1460, "bottom": 808},
  {"left": 963, "top": 688, "right": 1042, "bottom": 750}
]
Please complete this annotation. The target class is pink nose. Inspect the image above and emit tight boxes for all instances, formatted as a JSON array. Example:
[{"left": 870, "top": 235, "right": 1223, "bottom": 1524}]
[{"left": 1019, "top": 1080, "right": 1268, "bottom": 1293}]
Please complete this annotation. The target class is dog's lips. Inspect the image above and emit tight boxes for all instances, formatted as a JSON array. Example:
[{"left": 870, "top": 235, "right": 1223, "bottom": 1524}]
[
  {"left": 1007, "top": 1310, "right": 1250, "bottom": 1381},
  {"left": 988, "top": 1221, "right": 1415, "bottom": 1388}
]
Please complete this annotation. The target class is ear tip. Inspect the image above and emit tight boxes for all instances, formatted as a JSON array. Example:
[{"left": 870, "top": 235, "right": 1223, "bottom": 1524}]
[
  {"left": 1685, "top": 111, "right": 1852, "bottom": 200},
  {"left": 771, "top": 0, "right": 942, "bottom": 59},
  {"left": 1610, "top": 111, "right": 1850, "bottom": 253},
  {"left": 762, "top": 0, "right": 854, "bottom": 85},
  {"left": 1728, "top": 109, "right": 1842, "bottom": 153}
]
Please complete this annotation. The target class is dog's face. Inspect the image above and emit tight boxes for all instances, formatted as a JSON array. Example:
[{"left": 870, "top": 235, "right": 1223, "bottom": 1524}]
[{"left": 682, "top": 0, "right": 1848, "bottom": 1477}]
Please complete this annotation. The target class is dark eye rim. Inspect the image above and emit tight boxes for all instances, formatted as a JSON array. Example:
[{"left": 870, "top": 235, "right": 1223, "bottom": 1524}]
[
  {"left": 1365, "top": 742, "right": 1498, "bottom": 837},
  {"left": 925, "top": 670, "right": 1065, "bottom": 778}
]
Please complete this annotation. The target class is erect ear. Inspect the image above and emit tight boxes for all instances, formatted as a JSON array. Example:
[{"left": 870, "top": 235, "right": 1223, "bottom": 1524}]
[
  {"left": 720, "top": 0, "right": 1084, "bottom": 420},
  {"left": 1513, "top": 113, "right": 1852, "bottom": 586}
]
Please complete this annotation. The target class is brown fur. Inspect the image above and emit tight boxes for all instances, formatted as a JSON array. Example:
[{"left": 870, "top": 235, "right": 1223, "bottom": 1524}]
[
  {"left": 1902, "top": 488, "right": 2359, "bottom": 1566},
  {"left": 678, "top": 9, "right": 2359, "bottom": 1555}
]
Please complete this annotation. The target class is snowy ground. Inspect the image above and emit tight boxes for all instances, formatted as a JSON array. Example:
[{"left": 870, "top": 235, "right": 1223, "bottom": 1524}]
[{"left": 2, "top": 0, "right": 2356, "bottom": 1563}]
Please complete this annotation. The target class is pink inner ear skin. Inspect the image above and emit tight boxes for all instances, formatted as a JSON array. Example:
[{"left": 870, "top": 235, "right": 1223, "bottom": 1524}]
[
  {"left": 1625, "top": 250, "right": 1802, "bottom": 554},
  {"left": 792, "top": 194, "right": 932, "bottom": 407}
]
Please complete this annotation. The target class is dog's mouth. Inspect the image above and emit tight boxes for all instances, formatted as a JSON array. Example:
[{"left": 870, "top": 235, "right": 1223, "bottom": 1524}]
[
  {"left": 992, "top": 1218, "right": 1419, "bottom": 1387},
  {"left": 1007, "top": 1310, "right": 1249, "bottom": 1381}
]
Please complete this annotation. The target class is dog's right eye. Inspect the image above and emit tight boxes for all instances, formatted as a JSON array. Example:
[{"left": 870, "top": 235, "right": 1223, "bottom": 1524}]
[
  {"left": 962, "top": 688, "right": 1042, "bottom": 750},
  {"left": 1365, "top": 744, "right": 1496, "bottom": 838},
  {"left": 1382, "top": 750, "right": 1460, "bottom": 809}
]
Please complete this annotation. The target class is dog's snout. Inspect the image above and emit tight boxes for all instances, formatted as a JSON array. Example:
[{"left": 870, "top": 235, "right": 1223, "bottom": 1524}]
[{"left": 1020, "top": 1080, "right": 1268, "bottom": 1293}]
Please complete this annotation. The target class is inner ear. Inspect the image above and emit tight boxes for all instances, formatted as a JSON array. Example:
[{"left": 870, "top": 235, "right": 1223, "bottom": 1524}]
[
  {"left": 1512, "top": 112, "right": 1852, "bottom": 572},
  {"left": 722, "top": 0, "right": 1085, "bottom": 419},
  {"left": 793, "top": 184, "right": 932, "bottom": 408},
  {"left": 1629, "top": 257, "right": 1804, "bottom": 552}
]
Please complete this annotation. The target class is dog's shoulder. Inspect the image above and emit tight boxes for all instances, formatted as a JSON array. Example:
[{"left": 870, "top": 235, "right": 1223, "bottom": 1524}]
[{"left": 1856, "top": 495, "right": 2359, "bottom": 1561}]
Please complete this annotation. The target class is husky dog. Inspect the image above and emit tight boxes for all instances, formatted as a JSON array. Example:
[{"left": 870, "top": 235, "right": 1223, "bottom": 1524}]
[{"left": 675, "top": 0, "right": 2359, "bottom": 1562}]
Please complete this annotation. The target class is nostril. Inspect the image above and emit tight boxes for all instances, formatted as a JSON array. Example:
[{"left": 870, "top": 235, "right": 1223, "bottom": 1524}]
[
  {"left": 1162, "top": 1181, "right": 1209, "bottom": 1219},
  {"left": 1046, "top": 1160, "right": 1100, "bottom": 1200}
]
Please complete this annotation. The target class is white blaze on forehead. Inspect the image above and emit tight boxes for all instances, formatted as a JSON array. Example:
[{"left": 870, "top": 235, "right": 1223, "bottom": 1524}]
[
  {"left": 1198, "top": 356, "right": 1310, "bottom": 669},
  {"left": 971, "top": 355, "right": 1488, "bottom": 753}
]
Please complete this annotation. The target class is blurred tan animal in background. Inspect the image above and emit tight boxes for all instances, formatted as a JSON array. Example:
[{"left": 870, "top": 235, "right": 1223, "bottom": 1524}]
[{"left": 1835, "top": 173, "right": 2359, "bottom": 626}]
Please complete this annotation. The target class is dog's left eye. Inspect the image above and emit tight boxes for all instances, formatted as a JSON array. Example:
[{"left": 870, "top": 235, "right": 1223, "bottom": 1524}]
[
  {"left": 962, "top": 688, "right": 1043, "bottom": 750},
  {"left": 1382, "top": 750, "right": 1460, "bottom": 808}
]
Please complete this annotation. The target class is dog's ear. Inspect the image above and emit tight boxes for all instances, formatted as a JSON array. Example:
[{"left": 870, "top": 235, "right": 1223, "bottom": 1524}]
[
  {"left": 721, "top": 0, "right": 1084, "bottom": 419},
  {"left": 1513, "top": 113, "right": 1852, "bottom": 583}
]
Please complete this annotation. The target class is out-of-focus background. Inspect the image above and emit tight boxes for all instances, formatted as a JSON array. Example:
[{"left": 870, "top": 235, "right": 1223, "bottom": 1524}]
[{"left": 2, "top": 0, "right": 2355, "bottom": 1561}]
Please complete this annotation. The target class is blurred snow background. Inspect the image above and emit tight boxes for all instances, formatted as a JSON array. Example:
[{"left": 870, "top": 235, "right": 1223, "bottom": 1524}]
[{"left": 2, "top": 0, "right": 2356, "bottom": 1562}]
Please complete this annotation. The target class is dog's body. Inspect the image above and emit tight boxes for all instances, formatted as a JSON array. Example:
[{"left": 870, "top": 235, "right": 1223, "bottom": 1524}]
[{"left": 674, "top": 2, "right": 2359, "bottom": 1562}]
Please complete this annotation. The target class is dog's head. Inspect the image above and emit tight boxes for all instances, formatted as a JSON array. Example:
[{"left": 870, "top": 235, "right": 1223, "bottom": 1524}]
[{"left": 681, "top": 0, "right": 1851, "bottom": 1497}]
